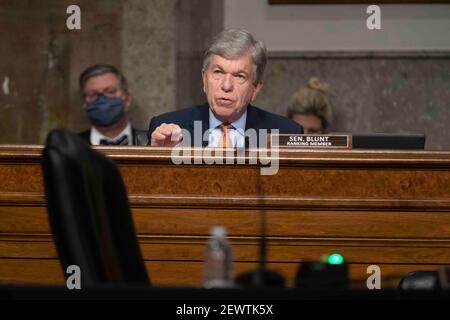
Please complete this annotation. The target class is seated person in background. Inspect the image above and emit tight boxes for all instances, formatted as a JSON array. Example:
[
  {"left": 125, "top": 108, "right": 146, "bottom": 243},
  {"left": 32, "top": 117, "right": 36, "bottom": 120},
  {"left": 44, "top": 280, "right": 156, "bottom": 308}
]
[
  {"left": 78, "top": 64, "right": 148, "bottom": 146},
  {"left": 287, "top": 77, "right": 332, "bottom": 134},
  {"left": 148, "top": 28, "right": 303, "bottom": 148}
]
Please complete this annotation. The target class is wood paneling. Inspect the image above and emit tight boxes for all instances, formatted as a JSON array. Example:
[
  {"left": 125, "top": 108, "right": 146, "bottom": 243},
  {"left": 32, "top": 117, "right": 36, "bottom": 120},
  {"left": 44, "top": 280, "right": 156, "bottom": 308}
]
[
  {"left": 0, "top": 258, "right": 445, "bottom": 289},
  {"left": 1, "top": 145, "right": 450, "bottom": 288},
  {"left": 3, "top": 206, "right": 450, "bottom": 238}
]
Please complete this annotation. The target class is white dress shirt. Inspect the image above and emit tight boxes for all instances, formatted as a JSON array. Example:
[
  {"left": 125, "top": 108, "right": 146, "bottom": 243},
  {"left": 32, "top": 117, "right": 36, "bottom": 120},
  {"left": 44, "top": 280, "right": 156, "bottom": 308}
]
[
  {"left": 90, "top": 122, "right": 133, "bottom": 146},
  {"left": 208, "top": 109, "right": 247, "bottom": 148}
]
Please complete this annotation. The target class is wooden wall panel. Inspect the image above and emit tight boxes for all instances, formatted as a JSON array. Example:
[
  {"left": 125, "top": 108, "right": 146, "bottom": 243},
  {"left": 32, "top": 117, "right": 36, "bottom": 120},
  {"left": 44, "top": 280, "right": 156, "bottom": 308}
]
[
  {"left": 0, "top": 257, "right": 446, "bottom": 289},
  {"left": 1, "top": 146, "right": 450, "bottom": 288}
]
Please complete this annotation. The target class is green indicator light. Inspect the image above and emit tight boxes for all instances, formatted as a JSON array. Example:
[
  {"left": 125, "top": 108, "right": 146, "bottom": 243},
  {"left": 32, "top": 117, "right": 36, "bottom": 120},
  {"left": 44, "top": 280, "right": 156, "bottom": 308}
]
[{"left": 328, "top": 253, "right": 344, "bottom": 265}]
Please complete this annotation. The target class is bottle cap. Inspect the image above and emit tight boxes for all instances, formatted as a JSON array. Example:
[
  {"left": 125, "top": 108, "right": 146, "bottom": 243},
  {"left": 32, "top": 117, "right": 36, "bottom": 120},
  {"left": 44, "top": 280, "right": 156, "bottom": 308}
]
[{"left": 211, "top": 226, "right": 227, "bottom": 237}]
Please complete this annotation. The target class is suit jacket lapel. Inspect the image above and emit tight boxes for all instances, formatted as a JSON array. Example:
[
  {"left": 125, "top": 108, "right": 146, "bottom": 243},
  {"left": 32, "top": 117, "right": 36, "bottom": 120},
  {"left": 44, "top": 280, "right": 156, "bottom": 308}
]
[
  {"left": 188, "top": 104, "right": 210, "bottom": 147},
  {"left": 131, "top": 127, "right": 136, "bottom": 145},
  {"left": 245, "top": 104, "right": 261, "bottom": 131},
  {"left": 245, "top": 105, "right": 262, "bottom": 147}
]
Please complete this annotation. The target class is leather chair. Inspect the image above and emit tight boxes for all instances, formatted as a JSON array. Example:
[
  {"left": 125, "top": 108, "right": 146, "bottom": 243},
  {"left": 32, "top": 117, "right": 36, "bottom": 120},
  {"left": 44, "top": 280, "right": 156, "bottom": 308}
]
[{"left": 42, "top": 129, "right": 150, "bottom": 287}]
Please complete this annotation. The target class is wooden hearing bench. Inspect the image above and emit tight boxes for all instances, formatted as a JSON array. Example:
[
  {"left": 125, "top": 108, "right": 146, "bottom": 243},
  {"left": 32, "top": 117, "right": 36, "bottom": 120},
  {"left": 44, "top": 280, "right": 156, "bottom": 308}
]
[{"left": 1, "top": 145, "right": 449, "bottom": 288}]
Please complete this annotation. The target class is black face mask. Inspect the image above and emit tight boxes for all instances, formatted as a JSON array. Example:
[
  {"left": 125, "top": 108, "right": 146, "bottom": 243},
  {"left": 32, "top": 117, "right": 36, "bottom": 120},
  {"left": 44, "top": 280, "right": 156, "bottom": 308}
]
[{"left": 86, "top": 95, "right": 125, "bottom": 127}]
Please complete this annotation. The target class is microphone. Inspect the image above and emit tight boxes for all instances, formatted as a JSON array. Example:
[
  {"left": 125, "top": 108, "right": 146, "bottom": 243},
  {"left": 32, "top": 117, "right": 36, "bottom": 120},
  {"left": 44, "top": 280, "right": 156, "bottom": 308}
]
[{"left": 235, "top": 146, "right": 285, "bottom": 287}]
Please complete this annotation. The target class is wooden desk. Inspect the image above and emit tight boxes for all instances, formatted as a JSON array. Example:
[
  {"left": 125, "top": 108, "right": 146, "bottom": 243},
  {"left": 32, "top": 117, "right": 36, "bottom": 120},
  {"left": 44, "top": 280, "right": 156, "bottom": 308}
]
[{"left": 1, "top": 145, "right": 449, "bottom": 288}]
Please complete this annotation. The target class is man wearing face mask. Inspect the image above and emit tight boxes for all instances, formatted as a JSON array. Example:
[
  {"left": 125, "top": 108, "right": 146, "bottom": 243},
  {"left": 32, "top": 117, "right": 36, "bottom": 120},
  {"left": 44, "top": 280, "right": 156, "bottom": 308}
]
[{"left": 78, "top": 64, "right": 148, "bottom": 146}]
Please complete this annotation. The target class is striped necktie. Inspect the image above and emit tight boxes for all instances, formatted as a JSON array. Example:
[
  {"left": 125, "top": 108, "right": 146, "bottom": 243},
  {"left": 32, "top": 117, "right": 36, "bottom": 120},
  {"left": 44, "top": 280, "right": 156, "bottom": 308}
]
[{"left": 219, "top": 123, "right": 233, "bottom": 148}]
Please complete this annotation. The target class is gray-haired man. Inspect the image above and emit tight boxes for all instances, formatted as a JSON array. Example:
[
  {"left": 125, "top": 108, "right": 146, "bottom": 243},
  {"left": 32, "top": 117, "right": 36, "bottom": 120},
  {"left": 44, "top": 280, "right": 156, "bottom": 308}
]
[{"left": 148, "top": 28, "right": 303, "bottom": 148}]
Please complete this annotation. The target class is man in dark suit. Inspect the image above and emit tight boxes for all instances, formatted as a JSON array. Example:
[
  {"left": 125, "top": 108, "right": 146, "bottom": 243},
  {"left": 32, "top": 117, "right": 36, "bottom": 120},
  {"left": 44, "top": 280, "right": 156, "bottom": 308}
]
[
  {"left": 148, "top": 29, "right": 303, "bottom": 148},
  {"left": 78, "top": 64, "right": 148, "bottom": 146}
]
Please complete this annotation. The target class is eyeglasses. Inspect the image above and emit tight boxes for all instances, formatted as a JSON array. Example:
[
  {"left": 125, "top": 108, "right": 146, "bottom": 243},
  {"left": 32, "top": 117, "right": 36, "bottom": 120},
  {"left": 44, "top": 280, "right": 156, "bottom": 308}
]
[
  {"left": 209, "top": 68, "right": 250, "bottom": 85},
  {"left": 84, "top": 87, "right": 123, "bottom": 103}
]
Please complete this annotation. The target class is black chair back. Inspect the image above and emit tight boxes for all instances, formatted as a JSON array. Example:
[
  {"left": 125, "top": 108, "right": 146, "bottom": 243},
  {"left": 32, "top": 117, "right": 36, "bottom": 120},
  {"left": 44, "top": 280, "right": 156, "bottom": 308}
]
[{"left": 42, "top": 129, "right": 150, "bottom": 286}]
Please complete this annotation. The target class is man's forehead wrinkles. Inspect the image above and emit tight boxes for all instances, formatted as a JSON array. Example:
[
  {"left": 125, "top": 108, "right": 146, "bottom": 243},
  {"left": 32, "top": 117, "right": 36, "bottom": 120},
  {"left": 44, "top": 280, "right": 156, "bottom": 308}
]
[{"left": 211, "top": 61, "right": 252, "bottom": 74}]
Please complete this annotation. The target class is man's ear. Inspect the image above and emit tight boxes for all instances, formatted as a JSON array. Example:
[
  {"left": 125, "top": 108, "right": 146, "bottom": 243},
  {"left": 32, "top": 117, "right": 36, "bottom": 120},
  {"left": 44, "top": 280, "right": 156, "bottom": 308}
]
[
  {"left": 124, "top": 94, "right": 132, "bottom": 112},
  {"left": 251, "top": 81, "right": 263, "bottom": 102},
  {"left": 202, "top": 71, "right": 207, "bottom": 93}
]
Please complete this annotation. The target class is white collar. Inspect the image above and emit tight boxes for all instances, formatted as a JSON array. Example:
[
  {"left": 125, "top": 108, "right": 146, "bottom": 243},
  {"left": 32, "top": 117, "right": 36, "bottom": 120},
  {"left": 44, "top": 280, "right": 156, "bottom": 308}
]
[
  {"left": 209, "top": 108, "right": 247, "bottom": 131},
  {"left": 90, "top": 122, "right": 132, "bottom": 145}
]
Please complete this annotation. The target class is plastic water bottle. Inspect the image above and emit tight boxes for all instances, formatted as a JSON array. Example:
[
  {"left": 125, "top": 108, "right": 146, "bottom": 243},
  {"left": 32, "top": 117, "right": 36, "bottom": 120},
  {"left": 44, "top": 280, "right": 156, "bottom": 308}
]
[{"left": 203, "top": 226, "right": 234, "bottom": 288}]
